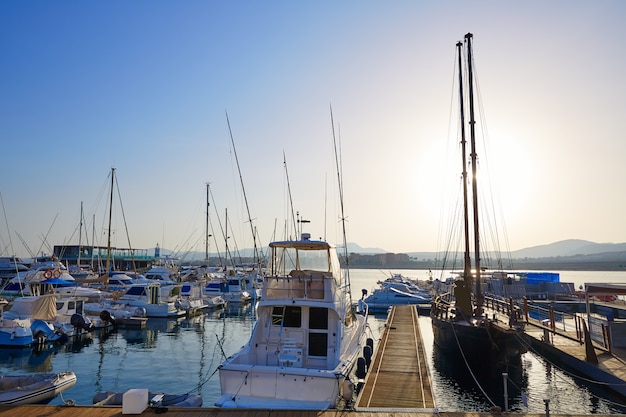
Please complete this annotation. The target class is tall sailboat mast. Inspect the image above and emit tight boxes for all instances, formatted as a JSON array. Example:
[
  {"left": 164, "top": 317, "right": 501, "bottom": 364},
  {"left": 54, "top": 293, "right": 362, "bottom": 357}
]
[
  {"left": 205, "top": 183, "right": 210, "bottom": 263},
  {"left": 457, "top": 41, "right": 472, "bottom": 284},
  {"left": 465, "top": 32, "right": 483, "bottom": 311}
]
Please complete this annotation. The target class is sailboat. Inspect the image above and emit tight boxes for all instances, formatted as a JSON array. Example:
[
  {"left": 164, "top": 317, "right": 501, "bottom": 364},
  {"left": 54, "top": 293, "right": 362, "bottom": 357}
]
[{"left": 430, "top": 33, "right": 526, "bottom": 368}]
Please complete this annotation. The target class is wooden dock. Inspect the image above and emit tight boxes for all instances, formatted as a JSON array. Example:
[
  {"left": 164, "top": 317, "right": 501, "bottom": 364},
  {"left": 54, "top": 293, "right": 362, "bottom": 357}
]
[
  {"left": 0, "top": 405, "right": 618, "bottom": 417},
  {"left": 355, "top": 305, "right": 435, "bottom": 411},
  {"left": 522, "top": 317, "right": 626, "bottom": 398}
]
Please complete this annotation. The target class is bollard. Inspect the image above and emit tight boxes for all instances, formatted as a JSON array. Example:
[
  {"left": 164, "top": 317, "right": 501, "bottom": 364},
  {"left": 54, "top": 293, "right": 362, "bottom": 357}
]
[{"left": 502, "top": 372, "right": 508, "bottom": 412}]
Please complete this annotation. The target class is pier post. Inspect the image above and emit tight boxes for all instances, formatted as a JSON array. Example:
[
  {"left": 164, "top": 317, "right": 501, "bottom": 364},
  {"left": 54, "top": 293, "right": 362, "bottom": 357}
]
[
  {"left": 502, "top": 373, "right": 508, "bottom": 412},
  {"left": 544, "top": 398, "right": 550, "bottom": 417},
  {"left": 524, "top": 297, "right": 529, "bottom": 322}
]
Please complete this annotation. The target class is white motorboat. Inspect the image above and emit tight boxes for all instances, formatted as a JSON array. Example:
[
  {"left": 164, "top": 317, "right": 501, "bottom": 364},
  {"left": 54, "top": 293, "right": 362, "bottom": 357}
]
[
  {"left": 203, "top": 270, "right": 254, "bottom": 303},
  {"left": 114, "top": 282, "right": 185, "bottom": 318},
  {"left": 0, "top": 372, "right": 77, "bottom": 405},
  {"left": 0, "top": 298, "right": 34, "bottom": 347},
  {"left": 360, "top": 274, "right": 432, "bottom": 313},
  {"left": 215, "top": 233, "right": 368, "bottom": 409}
]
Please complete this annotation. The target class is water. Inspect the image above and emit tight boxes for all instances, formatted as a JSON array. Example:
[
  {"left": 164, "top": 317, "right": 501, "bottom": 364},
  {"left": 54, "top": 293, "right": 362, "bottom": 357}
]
[{"left": 2, "top": 269, "right": 626, "bottom": 413}]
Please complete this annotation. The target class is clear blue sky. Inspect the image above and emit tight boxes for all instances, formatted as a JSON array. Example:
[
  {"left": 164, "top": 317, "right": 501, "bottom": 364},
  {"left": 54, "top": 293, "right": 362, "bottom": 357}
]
[{"left": 1, "top": 1, "right": 625, "bottom": 258}]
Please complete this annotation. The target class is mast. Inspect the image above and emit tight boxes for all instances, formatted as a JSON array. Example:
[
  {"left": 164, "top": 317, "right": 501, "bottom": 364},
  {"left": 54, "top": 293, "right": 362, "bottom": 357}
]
[
  {"left": 77, "top": 201, "right": 84, "bottom": 269},
  {"left": 104, "top": 168, "right": 115, "bottom": 283},
  {"left": 205, "top": 183, "right": 210, "bottom": 262},
  {"left": 465, "top": 32, "right": 483, "bottom": 311},
  {"left": 330, "top": 105, "right": 352, "bottom": 300},
  {"left": 225, "top": 112, "right": 260, "bottom": 265},
  {"left": 457, "top": 41, "right": 472, "bottom": 284}
]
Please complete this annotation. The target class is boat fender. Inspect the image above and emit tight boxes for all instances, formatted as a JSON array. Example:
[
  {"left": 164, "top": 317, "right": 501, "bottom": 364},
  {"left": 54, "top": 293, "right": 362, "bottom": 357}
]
[
  {"left": 355, "top": 357, "right": 367, "bottom": 379},
  {"left": 366, "top": 337, "right": 374, "bottom": 350},
  {"left": 134, "top": 307, "right": 147, "bottom": 317},
  {"left": 363, "top": 344, "right": 372, "bottom": 368},
  {"left": 342, "top": 379, "right": 354, "bottom": 402}
]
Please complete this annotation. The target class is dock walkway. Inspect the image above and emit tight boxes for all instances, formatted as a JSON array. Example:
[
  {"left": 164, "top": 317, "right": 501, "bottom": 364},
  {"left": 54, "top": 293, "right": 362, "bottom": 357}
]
[{"left": 355, "top": 305, "right": 435, "bottom": 411}]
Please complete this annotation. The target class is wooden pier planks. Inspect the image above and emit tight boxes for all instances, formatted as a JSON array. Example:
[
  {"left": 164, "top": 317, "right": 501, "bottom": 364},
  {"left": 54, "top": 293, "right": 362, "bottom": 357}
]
[{"left": 355, "top": 305, "right": 435, "bottom": 410}]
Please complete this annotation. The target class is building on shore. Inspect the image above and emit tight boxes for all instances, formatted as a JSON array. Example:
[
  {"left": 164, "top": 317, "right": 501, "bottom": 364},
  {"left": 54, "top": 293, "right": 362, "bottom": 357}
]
[{"left": 52, "top": 245, "right": 154, "bottom": 272}]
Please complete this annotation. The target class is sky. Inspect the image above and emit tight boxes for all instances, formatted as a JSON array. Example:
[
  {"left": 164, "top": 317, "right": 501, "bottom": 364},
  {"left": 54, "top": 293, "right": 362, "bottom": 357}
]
[{"left": 1, "top": 1, "right": 625, "bottom": 259}]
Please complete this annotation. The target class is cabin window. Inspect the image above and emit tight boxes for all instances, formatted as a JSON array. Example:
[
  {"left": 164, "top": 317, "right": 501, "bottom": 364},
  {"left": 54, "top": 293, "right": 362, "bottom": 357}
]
[
  {"left": 272, "top": 306, "right": 301, "bottom": 327},
  {"left": 127, "top": 286, "right": 145, "bottom": 296},
  {"left": 308, "top": 333, "right": 328, "bottom": 357},
  {"left": 309, "top": 307, "right": 328, "bottom": 330}
]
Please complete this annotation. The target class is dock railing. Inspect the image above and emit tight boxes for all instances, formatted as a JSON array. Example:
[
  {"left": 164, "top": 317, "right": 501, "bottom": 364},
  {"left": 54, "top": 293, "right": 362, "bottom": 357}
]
[{"left": 520, "top": 298, "right": 612, "bottom": 352}]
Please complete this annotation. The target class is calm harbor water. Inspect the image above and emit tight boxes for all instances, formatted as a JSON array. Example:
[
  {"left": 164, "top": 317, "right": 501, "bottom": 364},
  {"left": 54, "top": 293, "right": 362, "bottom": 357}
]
[{"left": 2, "top": 268, "right": 626, "bottom": 413}]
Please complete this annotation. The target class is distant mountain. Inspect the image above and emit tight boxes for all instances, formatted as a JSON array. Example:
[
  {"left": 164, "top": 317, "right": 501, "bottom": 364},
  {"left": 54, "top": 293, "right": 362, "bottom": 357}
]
[
  {"left": 511, "top": 239, "right": 626, "bottom": 258},
  {"left": 343, "top": 242, "right": 386, "bottom": 255},
  {"left": 156, "top": 239, "right": 626, "bottom": 263}
]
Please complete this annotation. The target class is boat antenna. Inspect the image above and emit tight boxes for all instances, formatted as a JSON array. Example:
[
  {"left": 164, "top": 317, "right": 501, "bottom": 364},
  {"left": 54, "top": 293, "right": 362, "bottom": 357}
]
[
  {"left": 283, "top": 151, "right": 298, "bottom": 239},
  {"left": 225, "top": 111, "right": 261, "bottom": 265},
  {"left": 329, "top": 104, "right": 352, "bottom": 297}
]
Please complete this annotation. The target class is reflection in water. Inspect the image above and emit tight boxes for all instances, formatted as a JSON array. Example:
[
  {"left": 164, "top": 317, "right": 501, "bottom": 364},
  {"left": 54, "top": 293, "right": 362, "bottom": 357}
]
[
  {"left": 431, "top": 343, "right": 527, "bottom": 412},
  {"left": 2, "top": 294, "right": 624, "bottom": 412}
]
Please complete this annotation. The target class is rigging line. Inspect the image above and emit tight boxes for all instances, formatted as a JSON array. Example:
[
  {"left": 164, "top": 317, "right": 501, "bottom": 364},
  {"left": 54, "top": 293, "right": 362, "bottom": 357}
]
[
  {"left": 0, "top": 193, "right": 19, "bottom": 264},
  {"left": 114, "top": 173, "right": 137, "bottom": 273},
  {"left": 35, "top": 213, "right": 58, "bottom": 257},
  {"left": 329, "top": 105, "right": 352, "bottom": 296},
  {"left": 225, "top": 111, "right": 260, "bottom": 265},
  {"left": 450, "top": 321, "right": 498, "bottom": 408},
  {"left": 437, "top": 43, "right": 464, "bottom": 268},
  {"left": 208, "top": 187, "right": 227, "bottom": 266},
  {"left": 283, "top": 151, "right": 298, "bottom": 239}
]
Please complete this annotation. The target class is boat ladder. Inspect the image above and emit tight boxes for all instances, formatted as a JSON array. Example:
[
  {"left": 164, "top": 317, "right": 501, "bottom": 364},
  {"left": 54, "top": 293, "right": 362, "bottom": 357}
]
[{"left": 268, "top": 306, "right": 285, "bottom": 346}]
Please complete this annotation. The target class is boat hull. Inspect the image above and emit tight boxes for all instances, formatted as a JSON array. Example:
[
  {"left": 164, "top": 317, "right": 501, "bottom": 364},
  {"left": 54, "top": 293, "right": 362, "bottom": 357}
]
[
  {"left": 0, "top": 372, "right": 77, "bottom": 405},
  {"left": 216, "top": 366, "right": 345, "bottom": 409},
  {"left": 431, "top": 314, "right": 526, "bottom": 367}
]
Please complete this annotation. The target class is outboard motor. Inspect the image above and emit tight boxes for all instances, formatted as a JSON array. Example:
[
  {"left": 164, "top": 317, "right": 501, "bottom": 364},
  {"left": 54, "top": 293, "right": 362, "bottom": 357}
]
[
  {"left": 70, "top": 313, "right": 94, "bottom": 331},
  {"left": 31, "top": 319, "right": 68, "bottom": 344},
  {"left": 100, "top": 310, "right": 116, "bottom": 326}
]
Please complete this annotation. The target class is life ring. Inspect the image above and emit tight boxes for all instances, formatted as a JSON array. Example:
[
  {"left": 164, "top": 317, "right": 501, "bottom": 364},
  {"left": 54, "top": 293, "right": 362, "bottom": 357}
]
[
  {"left": 44, "top": 270, "right": 53, "bottom": 279},
  {"left": 53, "top": 270, "right": 61, "bottom": 278}
]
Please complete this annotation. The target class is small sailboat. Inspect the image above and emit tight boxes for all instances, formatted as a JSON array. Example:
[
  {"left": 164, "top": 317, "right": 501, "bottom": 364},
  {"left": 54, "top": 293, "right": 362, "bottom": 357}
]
[{"left": 430, "top": 33, "right": 526, "bottom": 368}]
